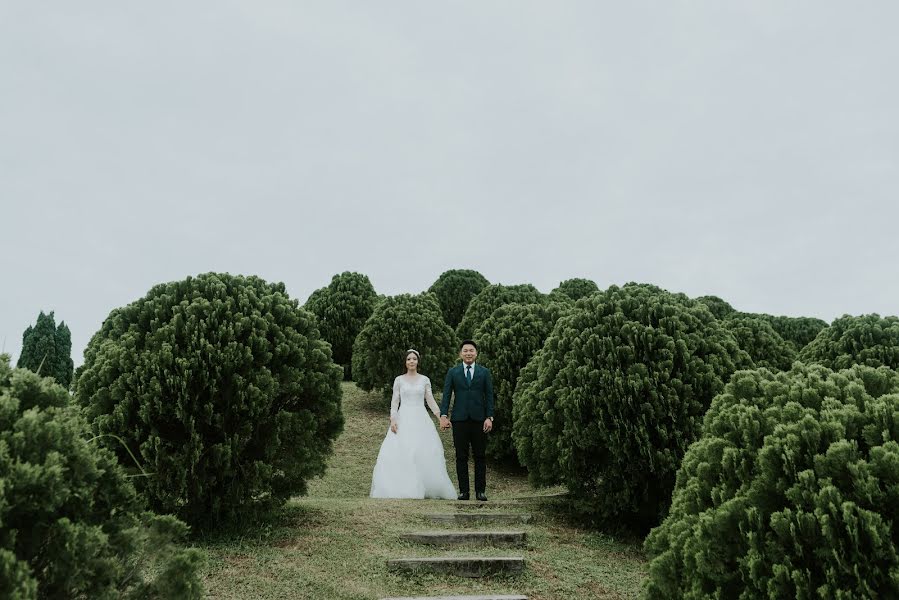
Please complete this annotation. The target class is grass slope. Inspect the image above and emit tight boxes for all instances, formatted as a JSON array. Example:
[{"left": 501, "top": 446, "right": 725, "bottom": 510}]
[{"left": 199, "top": 383, "right": 647, "bottom": 599}]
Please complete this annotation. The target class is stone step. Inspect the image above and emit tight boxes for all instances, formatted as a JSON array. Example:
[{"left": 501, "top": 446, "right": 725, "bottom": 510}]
[
  {"left": 386, "top": 556, "right": 525, "bottom": 578},
  {"left": 400, "top": 531, "right": 527, "bottom": 547},
  {"left": 382, "top": 595, "right": 528, "bottom": 600},
  {"left": 453, "top": 498, "right": 522, "bottom": 505},
  {"left": 424, "top": 513, "right": 532, "bottom": 525}
]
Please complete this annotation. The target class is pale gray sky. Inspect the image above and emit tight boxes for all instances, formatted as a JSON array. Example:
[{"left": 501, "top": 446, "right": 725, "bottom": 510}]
[{"left": 2, "top": 1, "right": 898, "bottom": 366}]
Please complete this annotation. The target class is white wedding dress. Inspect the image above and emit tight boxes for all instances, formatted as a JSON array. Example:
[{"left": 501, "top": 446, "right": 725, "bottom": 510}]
[{"left": 370, "top": 374, "right": 457, "bottom": 499}]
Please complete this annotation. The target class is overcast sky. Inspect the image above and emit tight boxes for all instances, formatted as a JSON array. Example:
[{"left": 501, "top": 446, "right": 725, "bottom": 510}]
[{"left": 2, "top": 1, "right": 898, "bottom": 366}]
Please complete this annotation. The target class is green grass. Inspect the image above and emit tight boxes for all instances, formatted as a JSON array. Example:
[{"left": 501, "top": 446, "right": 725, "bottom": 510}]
[{"left": 197, "top": 383, "right": 648, "bottom": 599}]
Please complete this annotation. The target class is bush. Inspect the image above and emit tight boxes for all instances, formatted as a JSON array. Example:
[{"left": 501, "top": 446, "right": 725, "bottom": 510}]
[
  {"left": 644, "top": 363, "right": 899, "bottom": 598},
  {"left": 74, "top": 273, "right": 344, "bottom": 527},
  {"left": 16, "top": 311, "right": 74, "bottom": 388},
  {"left": 352, "top": 293, "right": 457, "bottom": 397},
  {"left": 762, "top": 314, "right": 828, "bottom": 351},
  {"left": 473, "top": 302, "right": 572, "bottom": 463},
  {"left": 695, "top": 295, "right": 736, "bottom": 320},
  {"left": 512, "top": 284, "right": 750, "bottom": 530},
  {"left": 723, "top": 313, "right": 797, "bottom": 371},
  {"left": 428, "top": 269, "right": 490, "bottom": 329},
  {"left": 798, "top": 314, "right": 899, "bottom": 370},
  {"left": 456, "top": 284, "right": 545, "bottom": 341},
  {"left": 0, "top": 355, "right": 203, "bottom": 598},
  {"left": 550, "top": 278, "right": 599, "bottom": 302},
  {"left": 304, "top": 271, "right": 378, "bottom": 379}
]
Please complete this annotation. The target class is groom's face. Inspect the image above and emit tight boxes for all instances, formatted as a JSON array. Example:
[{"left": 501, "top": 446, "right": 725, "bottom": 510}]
[{"left": 460, "top": 344, "right": 477, "bottom": 365}]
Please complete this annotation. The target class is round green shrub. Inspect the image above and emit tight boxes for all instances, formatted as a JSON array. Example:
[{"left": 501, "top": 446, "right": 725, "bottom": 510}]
[
  {"left": 762, "top": 314, "right": 828, "bottom": 351},
  {"left": 74, "top": 273, "right": 344, "bottom": 527},
  {"left": 304, "top": 271, "right": 378, "bottom": 379},
  {"left": 427, "top": 269, "right": 490, "bottom": 329},
  {"left": 0, "top": 355, "right": 203, "bottom": 598},
  {"left": 352, "top": 293, "right": 457, "bottom": 397},
  {"left": 551, "top": 278, "right": 599, "bottom": 302},
  {"left": 456, "top": 283, "right": 544, "bottom": 341},
  {"left": 512, "top": 284, "right": 750, "bottom": 529},
  {"left": 473, "top": 302, "right": 572, "bottom": 463},
  {"left": 723, "top": 313, "right": 797, "bottom": 371},
  {"left": 695, "top": 295, "right": 736, "bottom": 320},
  {"left": 799, "top": 314, "right": 899, "bottom": 370},
  {"left": 644, "top": 363, "right": 899, "bottom": 598}
]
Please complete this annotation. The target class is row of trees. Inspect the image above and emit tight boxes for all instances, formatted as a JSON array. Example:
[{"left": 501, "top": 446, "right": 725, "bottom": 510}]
[
  {"left": 10, "top": 267, "right": 899, "bottom": 597},
  {"left": 307, "top": 270, "right": 899, "bottom": 597}
]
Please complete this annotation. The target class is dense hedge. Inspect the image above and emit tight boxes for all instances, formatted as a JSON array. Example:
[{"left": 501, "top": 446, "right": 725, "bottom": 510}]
[
  {"left": 304, "top": 271, "right": 378, "bottom": 379},
  {"left": 74, "top": 273, "right": 344, "bottom": 527},
  {"left": 512, "top": 284, "right": 750, "bottom": 529},
  {"left": 16, "top": 311, "right": 73, "bottom": 388},
  {"left": 799, "top": 314, "right": 899, "bottom": 370},
  {"left": 473, "top": 302, "right": 572, "bottom": 462},
  {"left": 427, "top": 269, "right": 490, "bottom": 329},
  {"left": 0, "top": 356, "right": 202, "bottom": 598},
  {"left": 456, "top": 284, "right": 544, "bottom": 341},
  {"left": 762, "top": 314, "right": 828, "bottom": 351},
  {"left": 723, "top": 313, "right": 797, "bottom": 371},
  {"left": 550, "top": 278, "right": 599, "bottom": 302},
  {"left": 695, "top": 295, "right": 736, "bottom": 321},
  {"left": 644, "top": 364, "right": 899, "bottom": 598},
  {"left": 352, "top": 293, "right": 457, "bottom": 397}
]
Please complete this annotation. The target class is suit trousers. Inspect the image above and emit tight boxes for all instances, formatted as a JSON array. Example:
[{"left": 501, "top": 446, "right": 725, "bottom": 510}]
[{"left": 452, "top": 419, "right": 487, "bottom": 494}]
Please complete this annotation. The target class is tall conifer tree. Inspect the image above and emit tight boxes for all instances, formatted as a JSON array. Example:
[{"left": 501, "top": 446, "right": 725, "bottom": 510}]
[{"left": 17, "top": 311, "right": 74, "bottom": 388}]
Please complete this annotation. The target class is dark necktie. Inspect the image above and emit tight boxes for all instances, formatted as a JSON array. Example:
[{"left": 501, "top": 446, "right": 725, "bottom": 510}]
[{"left": 466, "top": 365, "right": 472, "bottom": 384}]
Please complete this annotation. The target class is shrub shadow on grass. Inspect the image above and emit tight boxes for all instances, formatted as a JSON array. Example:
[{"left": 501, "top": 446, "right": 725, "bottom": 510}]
[
  {"left": 537, "top": 495, "right": 648, "bottom": 546},
  {"left": 192, "top": 502, "right": 328, "bottom": 548}
]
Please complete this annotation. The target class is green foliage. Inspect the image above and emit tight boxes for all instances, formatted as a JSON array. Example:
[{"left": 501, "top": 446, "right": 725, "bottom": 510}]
[
  {"left": 427, "top": 269, "right": 490, "bottom": 329},
  {"left": 695, "top": 295, "right": 736, "bottom": 320},
  {"left": 16, "top": 311, "right": 73, "bottom": 388},
  {"left": 0, "top": 355, "right": 203, "bottom": 599},
  {"left": 797, "top": 314, "right": 899, "bottom": 370},
  {"left": 474, "top": 302, "right": 572, "bottom": 463},
  {"left": 761, "top": 313, "right": 828, "bottom": 351},
  {"left": 723, "top": 313, "right": 797, "bottom": 371},
  {"left": 74, "top": 273, "right": 344, "bottom": 528},
  {"left": 512, "top": 284, "right": 750, "bottom": 530},
  {"left": 304, "top": 272, "right": 378, "bottom": 379},
  {"left": 456, "top": 284, "right": 545, "bottom": 341},
  {"left": 644, "top": 363, "right": 899, "bottom": 598},
  {"left": 550, "top": 278, "right": 599, "bottom": 302},
  {"left": 352, "top": 293, "right": 457, "bottom": 397}
]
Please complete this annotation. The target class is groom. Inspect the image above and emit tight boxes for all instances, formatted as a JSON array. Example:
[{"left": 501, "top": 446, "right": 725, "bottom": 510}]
[{"left": 440, "top": 340, "right": 494, "bottom": 501}]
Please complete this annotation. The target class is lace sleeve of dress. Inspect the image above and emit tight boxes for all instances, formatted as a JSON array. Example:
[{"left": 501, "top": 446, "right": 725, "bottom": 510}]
[
  {"left": 424, "top": 377, "right": 440, "bottom": 417},
  {"left": 390, "top": 377, "right": 400, "bottom": 419}
]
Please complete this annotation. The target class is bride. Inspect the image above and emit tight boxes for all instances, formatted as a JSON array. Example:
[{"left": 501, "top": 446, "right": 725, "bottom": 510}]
[{"left": 370, "top": 349, "right": 457, "bottom": 499}]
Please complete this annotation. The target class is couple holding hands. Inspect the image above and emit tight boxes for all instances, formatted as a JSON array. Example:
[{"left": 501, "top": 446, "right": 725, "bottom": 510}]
[{"left": 369, "top": 340, "right": 494, "bottom": 501}]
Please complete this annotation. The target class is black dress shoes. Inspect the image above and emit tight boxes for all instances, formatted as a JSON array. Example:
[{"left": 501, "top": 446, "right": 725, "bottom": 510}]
[
  {"left": 476, "top": 492, "right": 488, "bottom": 502},
  {"left": 457, "top": 493, "right": 470, "bottom": 501}
]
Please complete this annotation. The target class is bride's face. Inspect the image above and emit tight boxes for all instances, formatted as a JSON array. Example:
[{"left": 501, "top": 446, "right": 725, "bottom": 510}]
[{"left": 405, "top": 353, "right": 419, "bottom": 371}]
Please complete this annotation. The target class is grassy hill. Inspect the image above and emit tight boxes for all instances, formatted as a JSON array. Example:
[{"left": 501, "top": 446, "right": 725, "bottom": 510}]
[{"left": 197, "top": 382, "right": 647, "bottom": 599}]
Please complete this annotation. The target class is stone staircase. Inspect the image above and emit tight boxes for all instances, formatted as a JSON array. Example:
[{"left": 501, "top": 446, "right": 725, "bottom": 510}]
[{"left": 381, "top": 501, "right": 532, "bottom": 600}]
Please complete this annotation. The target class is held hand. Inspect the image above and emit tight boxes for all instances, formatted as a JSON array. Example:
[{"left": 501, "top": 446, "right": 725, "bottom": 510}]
[
  {"left": 390, "top": 419, "right": 398, "bottom": 434},
  {"left": 483, "top": 418, "right": 493, "bottom": 433},
  {"left": 439, "top": 416, "right": 451, "bottom": 430}
]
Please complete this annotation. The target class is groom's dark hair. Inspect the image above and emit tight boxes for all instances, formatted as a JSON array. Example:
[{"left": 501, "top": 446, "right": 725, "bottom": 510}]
[{"left": 459, "top": 339, "right": 478, "bottom": 351}]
